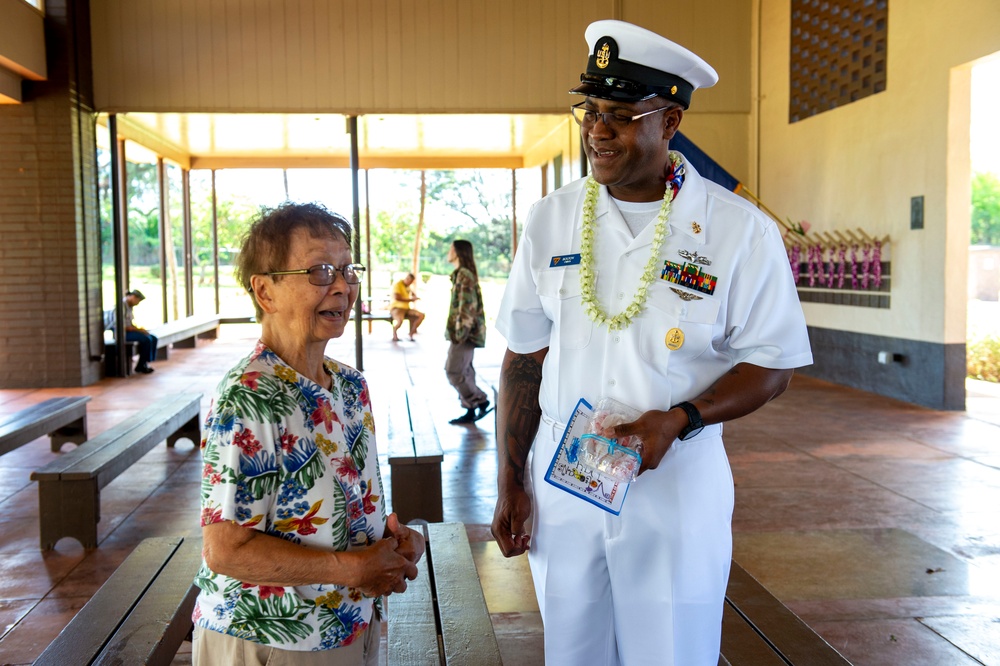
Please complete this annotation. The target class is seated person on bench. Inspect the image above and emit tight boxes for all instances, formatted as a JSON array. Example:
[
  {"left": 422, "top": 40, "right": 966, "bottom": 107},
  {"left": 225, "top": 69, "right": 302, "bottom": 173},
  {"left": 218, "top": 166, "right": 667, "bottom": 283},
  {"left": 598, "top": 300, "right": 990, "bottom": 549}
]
[
  {"left": 106, "top": 289, "right": 158, "bottom": 374},
  {"left": 193, "top": 202, "right": 425, "bottom": 664},
  {"left": 389, "top": 272, "right": 425, "bottom": 341}
]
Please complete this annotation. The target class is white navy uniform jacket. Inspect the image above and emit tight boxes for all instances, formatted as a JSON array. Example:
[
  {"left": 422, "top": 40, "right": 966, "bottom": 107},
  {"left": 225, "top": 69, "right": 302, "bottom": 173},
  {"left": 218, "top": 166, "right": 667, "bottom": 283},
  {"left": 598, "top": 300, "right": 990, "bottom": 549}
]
[{"left": 496, "top": 156, "right": 813, "bottom": 422}]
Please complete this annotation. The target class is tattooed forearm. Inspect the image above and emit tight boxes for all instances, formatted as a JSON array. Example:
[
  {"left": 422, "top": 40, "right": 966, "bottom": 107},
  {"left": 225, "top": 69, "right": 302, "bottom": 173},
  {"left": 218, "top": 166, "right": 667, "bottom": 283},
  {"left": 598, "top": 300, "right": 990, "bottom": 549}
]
[
  {"left": 497, "top": 349, "right": 546, "bottom": 486},
  {"left": 689, "top": 363, "right": 792, "bottom": 424},
  {"left": 700, "top": 366, "right": 739, "bottom": 407}
]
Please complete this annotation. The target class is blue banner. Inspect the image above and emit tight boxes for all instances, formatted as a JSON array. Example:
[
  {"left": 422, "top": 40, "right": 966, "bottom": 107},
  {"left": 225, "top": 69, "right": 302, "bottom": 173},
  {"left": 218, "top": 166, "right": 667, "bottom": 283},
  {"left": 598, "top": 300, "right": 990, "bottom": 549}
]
[{"left": 671, "top": 131, "right": 741, "bottom": 193}]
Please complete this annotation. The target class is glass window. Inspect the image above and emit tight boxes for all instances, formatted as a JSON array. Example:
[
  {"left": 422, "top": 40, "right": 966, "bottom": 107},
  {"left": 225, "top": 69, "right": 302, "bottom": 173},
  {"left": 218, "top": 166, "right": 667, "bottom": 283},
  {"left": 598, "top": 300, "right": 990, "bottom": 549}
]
[
  {"left": 125, "top": 142, "right": 164, "bottom": 327},
  {"left": 165, "top": 163, "right": 186, "bottom": 320},
  {"left": 189, "top": 170, "right": 218, "bottom": 317}
]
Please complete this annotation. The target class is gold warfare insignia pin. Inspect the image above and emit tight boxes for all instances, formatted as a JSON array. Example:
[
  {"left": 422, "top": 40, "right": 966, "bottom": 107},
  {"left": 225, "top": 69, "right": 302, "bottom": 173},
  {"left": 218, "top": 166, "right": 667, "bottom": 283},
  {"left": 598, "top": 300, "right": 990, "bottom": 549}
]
[
  {"left": 665, "top": 328, "right": 684, "bottom": 350},
  {"left": 596, "top": 43, "right": 611, "bottom": 69}
]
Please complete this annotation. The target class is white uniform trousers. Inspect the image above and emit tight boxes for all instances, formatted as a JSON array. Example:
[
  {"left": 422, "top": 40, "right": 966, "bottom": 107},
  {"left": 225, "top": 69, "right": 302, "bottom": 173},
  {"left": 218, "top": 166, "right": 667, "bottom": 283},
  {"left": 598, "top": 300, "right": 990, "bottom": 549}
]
[{"left": 526, "top": 416, "right": 733, "bottom": 666}]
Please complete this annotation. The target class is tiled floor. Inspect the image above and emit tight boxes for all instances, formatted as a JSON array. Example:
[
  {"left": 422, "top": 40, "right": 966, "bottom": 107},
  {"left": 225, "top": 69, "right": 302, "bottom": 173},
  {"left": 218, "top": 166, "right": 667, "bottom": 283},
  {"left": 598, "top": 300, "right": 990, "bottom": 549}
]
[{"left": 1, "top": 323, "right": 999, "bottom": 665}]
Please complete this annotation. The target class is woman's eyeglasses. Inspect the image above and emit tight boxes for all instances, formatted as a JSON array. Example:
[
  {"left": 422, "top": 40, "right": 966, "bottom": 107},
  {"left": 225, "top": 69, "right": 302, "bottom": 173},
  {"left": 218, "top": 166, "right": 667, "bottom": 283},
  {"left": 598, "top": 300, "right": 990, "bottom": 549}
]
[{"left": 263, "top": 264, "right": 366, "bottom": 286}]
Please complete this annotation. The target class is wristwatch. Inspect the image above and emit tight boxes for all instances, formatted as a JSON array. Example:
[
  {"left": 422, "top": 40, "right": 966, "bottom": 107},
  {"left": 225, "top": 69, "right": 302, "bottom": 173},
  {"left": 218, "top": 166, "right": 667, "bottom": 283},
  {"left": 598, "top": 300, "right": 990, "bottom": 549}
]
[{"left": 672, "top": 401, "right": 704, "bottom": 441}]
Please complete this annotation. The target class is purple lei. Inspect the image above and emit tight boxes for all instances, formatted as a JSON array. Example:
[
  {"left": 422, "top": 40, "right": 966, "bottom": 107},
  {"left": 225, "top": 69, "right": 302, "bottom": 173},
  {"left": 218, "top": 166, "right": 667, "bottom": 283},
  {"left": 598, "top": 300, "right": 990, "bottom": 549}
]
[
  {"left": 861, "top": 243, "right": 872, "bottom": 289},
  {"left": 790, "top": 245, "right": 801, "bottom": 284},
  {"left": 872, "top": 240, "right": 882, "bottom": 288},
  {"left": 850, "top": 244, "right": 859, "bottom": 290}
]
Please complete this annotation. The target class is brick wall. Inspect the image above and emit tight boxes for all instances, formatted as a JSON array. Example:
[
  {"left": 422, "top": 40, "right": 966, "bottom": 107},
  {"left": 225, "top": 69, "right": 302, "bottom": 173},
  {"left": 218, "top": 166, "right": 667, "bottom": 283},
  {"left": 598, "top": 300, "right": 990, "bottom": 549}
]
[{"left": 0, "top": 0, "right": 103, "bottom": 388}]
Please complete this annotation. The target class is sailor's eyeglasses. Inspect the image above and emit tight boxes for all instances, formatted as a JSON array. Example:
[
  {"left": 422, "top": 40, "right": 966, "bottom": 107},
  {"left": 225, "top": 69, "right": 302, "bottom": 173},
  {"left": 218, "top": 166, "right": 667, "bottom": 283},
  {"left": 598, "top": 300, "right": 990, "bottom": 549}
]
[
  {"left": 262, "top": 263, "right": 365, "bottom": 286},
  {"left": 570, "top": 101, "right": 674, "bottom": 129}
]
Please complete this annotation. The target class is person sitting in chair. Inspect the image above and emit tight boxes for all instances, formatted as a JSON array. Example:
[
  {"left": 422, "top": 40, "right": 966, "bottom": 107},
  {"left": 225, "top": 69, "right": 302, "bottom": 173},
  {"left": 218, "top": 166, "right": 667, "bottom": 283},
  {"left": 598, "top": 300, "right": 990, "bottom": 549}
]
[{"left": 389, "top": 273, "right": 426, "bottom": 342}]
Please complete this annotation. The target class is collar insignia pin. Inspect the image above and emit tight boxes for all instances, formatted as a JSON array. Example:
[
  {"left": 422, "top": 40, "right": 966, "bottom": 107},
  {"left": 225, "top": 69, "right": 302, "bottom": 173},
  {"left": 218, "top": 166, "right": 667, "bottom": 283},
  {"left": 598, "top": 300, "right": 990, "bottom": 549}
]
[{"left": 692, "top": 222, "right": 702, "bottom": 234}]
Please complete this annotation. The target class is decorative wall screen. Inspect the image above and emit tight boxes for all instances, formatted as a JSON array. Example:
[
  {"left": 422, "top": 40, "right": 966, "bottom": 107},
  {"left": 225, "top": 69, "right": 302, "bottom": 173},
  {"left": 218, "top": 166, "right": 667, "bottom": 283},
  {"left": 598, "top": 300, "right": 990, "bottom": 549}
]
[{"left": 790, "top": 0, "right": 888, "bottom": 123}]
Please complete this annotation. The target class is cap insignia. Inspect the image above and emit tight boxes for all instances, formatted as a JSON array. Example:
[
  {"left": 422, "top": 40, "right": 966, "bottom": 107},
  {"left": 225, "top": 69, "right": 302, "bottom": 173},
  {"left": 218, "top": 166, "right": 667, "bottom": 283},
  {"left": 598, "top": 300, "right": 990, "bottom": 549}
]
[
  {"left": 596, "top": 42, "right": 611, "bottom": 69},
  {"left": 671, "top": 85, "right": 678, "bottom": 95}
]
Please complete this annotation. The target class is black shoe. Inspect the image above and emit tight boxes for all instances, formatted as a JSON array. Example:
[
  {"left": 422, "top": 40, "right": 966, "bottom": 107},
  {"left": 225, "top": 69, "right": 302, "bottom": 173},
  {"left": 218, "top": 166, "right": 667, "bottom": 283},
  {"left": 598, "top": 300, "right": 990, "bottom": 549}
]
[
  {"left": 135, "top": 366, "right": 154, "bottom": 374},
  {"left": 474, "top": 400, "right": 493, "bottom": 421},
  {"left": 449, "top": 408, "right": 477, "bottom": 425}
]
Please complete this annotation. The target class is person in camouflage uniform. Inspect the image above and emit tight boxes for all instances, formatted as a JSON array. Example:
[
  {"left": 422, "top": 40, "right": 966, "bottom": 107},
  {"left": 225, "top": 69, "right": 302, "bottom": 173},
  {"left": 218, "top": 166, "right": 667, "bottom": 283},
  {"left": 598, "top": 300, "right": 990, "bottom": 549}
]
[{"left": 445, "top": 239, "right": 490, "bottom": 424}]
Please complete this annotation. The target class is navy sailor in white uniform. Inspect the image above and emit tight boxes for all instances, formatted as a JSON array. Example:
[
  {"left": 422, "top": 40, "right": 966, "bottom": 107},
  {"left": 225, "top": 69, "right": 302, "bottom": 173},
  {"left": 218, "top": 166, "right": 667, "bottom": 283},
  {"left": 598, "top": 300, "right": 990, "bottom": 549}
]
[{"left": 491, "top": 19, "right": 813, "bottom": 666}]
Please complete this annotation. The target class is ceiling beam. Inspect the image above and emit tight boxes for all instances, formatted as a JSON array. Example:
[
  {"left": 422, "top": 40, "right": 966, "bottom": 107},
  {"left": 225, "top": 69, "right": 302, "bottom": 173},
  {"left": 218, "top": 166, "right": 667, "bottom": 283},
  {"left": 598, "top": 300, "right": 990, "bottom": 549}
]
[
  {"left": 190, "top": 155, "right": 525, "bottom": 170},
  {"left": 101, "top": 115, "right": 193, "bottom": 169}
]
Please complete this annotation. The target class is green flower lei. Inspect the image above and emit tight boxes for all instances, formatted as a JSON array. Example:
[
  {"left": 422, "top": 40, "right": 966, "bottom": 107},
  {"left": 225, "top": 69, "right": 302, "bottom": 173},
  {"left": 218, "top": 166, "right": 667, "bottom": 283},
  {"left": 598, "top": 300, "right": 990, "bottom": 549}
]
[{"left": 579, "top": 152, "right": 682, "bottom": 331}]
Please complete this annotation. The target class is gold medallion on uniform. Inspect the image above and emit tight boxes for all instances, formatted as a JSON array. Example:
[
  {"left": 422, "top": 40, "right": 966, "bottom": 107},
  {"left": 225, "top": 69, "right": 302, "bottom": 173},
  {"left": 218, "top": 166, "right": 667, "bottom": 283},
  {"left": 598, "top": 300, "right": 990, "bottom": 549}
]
[{"left": 665, "top": 328, "right": 684, "bottom": 350}]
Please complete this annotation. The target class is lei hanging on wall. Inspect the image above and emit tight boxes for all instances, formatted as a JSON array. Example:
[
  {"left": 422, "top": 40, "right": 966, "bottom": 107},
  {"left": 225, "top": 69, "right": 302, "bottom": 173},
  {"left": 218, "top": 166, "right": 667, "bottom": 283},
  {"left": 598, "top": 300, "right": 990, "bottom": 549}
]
[
  {"left": 789, "top": 238, "right": 890, "bottom": 292},
  {"left": 872, "top": 240, "right": 882, "bottom": 288},
  {"left": 850, "top": 243, "right": 860, "bottom": 290},
  {"left": 861, "top": 243, "right": 872, "bottom": 289},
  {"left": 807, "top": 244, "right": 821, "bottom": 287},
  {"left": 835, "top": 244, "right": 847, "bottom": 289}
]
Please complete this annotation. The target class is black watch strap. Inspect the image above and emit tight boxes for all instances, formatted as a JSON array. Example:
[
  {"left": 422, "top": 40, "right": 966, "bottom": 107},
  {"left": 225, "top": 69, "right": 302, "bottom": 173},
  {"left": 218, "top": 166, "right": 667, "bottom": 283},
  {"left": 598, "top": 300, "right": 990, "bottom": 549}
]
[{"left": 672, "top": 401, "right": 704, "bottom": 441}]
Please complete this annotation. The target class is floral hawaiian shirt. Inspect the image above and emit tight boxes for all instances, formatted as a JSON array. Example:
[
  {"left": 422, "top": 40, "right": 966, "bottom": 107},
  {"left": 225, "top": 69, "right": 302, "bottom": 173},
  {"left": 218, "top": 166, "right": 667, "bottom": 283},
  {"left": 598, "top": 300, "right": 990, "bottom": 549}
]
[{"left": 193, "top": 341, "right": 386, "bottom": 651}]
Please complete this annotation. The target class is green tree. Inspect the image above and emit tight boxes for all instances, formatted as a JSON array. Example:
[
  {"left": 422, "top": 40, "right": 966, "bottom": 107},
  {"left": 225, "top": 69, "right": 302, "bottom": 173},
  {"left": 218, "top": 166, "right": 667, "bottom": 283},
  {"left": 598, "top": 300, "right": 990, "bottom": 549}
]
[
  {"left": 426, "top": 170, "right": 514, "bottom": 278},
  {"left": 97, "top": 155, "right": 162, "bottom": 266},
  {"left": 972, "top": 172, "right": 1000, "bottom": 246},
  {"left": 370, "top": 206, "right": 420, "bottom": 272}
]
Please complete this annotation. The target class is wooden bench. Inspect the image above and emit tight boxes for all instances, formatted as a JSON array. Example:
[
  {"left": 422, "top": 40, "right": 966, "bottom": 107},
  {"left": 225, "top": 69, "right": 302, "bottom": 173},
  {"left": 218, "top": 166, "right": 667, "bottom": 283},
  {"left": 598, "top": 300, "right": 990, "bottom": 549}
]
[
  {"left": 349, "top": 298, "right": 393, "bottom": 333},
  {"left": 34, "top": 535, "right": 202, "bottom": 666},
  {"left": 104, "top": 314, "right": 220, "bottom": 375},
  {"left": 388, "top": 522, "right": 502, "bottom": 665},
  {"left": 387, "top": 389, "right": 444, "bottom": 524},
  {"left": 103, "top": 336, "right": 138, "bottom": 377},
  {"left": 149, "top": 313, "right": 220, "bottom": 360},
  {"left": 360, "top": 311, "right": 394, "bottom": 333},
  {"left": 31, "top": 393, "right": 203, "bottom": 550},
  {"left": 0, "top": 396, "right": 91, "bottom": 456},
  {"left": 721, "top": 561, "right": 851, "bottom": 665}
]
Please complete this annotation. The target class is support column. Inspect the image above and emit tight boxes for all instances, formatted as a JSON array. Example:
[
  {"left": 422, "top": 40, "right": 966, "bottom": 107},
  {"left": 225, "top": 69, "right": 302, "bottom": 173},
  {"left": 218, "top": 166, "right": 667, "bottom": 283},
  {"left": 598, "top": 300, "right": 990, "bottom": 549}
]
[{"left": 0, "top": 0, "right": 103, "bottom": 387}]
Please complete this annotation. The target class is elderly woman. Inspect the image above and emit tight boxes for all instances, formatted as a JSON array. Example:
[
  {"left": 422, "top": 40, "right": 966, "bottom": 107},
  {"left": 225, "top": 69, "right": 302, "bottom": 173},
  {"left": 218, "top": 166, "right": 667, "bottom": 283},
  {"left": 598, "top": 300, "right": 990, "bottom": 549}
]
[{"left": 192, "top": 203, "right": 424, "bottom": 665}]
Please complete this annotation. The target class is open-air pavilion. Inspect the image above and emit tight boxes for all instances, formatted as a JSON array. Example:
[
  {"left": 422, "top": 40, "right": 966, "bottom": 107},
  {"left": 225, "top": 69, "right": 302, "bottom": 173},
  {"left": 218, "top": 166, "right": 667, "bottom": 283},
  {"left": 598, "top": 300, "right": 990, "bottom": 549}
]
[{"left": 2, "top": 1, "right": 1000, "bottom": 664}]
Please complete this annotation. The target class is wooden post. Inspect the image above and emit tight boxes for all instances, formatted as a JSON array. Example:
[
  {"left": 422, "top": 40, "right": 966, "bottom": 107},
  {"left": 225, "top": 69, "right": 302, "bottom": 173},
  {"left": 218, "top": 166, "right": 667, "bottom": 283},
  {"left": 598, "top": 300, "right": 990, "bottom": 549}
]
[{"left": 413, "top": 171, "right": 426, "bottom": 276}]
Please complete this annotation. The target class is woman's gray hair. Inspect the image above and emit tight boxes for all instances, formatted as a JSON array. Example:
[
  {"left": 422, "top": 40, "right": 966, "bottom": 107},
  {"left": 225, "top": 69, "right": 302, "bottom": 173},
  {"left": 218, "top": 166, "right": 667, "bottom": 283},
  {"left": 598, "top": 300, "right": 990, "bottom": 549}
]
[{"left": 236, "top": 202, "right": 353, "bottom": 319}]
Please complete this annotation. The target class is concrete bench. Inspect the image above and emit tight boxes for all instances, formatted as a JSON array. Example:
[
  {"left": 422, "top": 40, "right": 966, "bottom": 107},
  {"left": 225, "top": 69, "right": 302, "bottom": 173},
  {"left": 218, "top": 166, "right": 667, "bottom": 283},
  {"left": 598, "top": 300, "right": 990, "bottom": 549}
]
[
  {"left": 34, "top": 535, "right": 202, "bottom": 665},
  {"left": 721, "top": 560, "right": 851, "bottom": 665},
  {"left": 0, "top": 396, "right": 90, "bottom": 456},
  {"left": 388, "top": 522, "right": 502, "bottom": 665},
  {"left": 387, "top": 389, "right": 444, "bottom": 524},
  {"left": 30, "top": 393, "right": 203, "bottom": 549}
]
